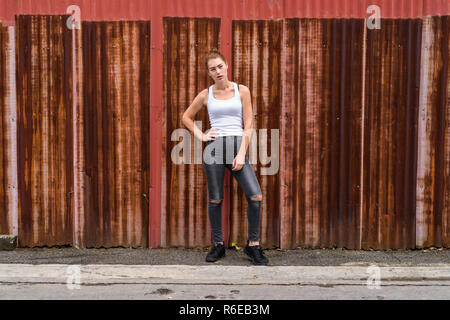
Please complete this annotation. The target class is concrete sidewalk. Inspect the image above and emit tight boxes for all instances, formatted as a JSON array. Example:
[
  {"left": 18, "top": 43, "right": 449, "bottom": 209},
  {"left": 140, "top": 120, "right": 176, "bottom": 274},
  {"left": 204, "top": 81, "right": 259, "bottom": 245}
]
[
  {"left": 1, "top": 264, "right": 449, "bottom": 286},
  {"left": 1, "top": 247, "right": 449, "bottom": 299},
  {"left": 0, "top": 263, "right": 449, "bottom": 300}
]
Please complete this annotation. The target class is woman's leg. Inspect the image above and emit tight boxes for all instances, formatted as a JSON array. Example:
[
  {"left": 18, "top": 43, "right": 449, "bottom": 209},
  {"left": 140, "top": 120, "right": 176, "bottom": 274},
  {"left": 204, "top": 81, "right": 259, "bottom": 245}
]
[
  {"left": 203, "top": 140, "right": 226, "bottom": 244},
  {"left": 225, "top": 136, "right": 263, "bottom": 244},
  {"left": 227, "top": 158, "right": 263, "bottom": 244}
]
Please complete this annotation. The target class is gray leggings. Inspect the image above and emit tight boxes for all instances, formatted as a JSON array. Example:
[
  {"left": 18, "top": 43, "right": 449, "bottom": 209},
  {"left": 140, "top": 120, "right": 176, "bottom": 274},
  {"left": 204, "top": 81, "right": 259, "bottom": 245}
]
[{"left": 203, "top": 136, "right": 262, "bottom": 243}]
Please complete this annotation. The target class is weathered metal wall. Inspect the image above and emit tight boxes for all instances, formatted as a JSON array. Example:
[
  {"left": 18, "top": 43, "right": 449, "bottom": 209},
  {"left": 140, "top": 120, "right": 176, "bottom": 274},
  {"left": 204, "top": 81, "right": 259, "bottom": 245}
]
[
  {"left": 362, "top": 19, "right": 423, "bottom": 249},
  {"left": 16, "top": 15, "right": 74, "bottom": 246},
  {"left": 13, "top": 17, "right": 151, "bottom": 248},
  {"left": 162, "top": 16, "right": 448, "bottom": 250},
  {"left": 0, "top": 0, "right": 448, "bottom": 249},
  {"left": 275, "top": 18, "right": 365, "bottom": 249},
  {"left": 80, "top": 21, "right": 151, "bottom": 248}
]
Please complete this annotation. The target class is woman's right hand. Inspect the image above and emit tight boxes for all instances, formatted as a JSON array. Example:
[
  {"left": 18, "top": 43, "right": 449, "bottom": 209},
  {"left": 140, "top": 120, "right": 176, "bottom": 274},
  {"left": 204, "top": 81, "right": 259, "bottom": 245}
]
[{"left": 202, "top": 128, "right": 219, "bottom": 142}]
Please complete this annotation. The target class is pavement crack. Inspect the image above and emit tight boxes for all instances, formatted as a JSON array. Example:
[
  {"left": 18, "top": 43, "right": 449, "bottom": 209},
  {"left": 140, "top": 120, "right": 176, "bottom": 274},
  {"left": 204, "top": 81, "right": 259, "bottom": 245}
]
[{"left": 1, "top": 281, "right": 450, "bottom": 287}]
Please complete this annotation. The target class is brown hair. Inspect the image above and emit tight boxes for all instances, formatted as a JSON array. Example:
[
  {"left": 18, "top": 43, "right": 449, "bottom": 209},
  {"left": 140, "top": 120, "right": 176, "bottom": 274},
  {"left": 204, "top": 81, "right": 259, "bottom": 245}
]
[{"left": 204, "top": 48, "right": 227, "bottom": 70}]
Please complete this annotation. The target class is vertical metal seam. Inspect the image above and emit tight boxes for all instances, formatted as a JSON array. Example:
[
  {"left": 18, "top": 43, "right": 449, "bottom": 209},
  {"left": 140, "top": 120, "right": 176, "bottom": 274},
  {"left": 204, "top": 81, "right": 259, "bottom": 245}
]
[
  {"left": 149, "top": 0, "right": 163, "bottom": 248},
  {"left": 279, "top": 18, "right": 285, "bottom": 248},
  {"left": 416, "top": 17, "right": 431, "bottom": 247},
  {"left": 360, "top": 18, "right": 367, "bottom": 250},
  {"left": 72, "top": 26, "right": 78, "bottom": 248}
]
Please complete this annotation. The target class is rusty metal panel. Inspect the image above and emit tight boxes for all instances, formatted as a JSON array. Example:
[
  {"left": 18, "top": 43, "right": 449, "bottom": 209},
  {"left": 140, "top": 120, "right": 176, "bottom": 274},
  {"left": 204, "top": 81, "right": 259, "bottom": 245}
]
[
  {"left": 161, "top": 17, "right": 220, "bottom": 247},
  {"left": 0, "top": 24, "right": 18, "bottom": 236},
  {"left": 0, "top": 23, "right": 13, "bottom": 235},
  {"left": 362, "top": 19, "right": 423, "bottom": 249},
  {"left": 231, "top": 20, "right": 283, "bottom": 248},
  {"left": 445, "top": 17, "right": 450, "bottom": 248},
  {"left": 16, "top": 15, "right": 74, "bottom": 246},
  {"left": 273, "top": 18, "right": 365, "bottom": 250},
  {"left": 416, "top": 16, "right": 450, "bottom": 248},
  {"left": 81, "top": 21, "right": 151, "bottom": 248}
]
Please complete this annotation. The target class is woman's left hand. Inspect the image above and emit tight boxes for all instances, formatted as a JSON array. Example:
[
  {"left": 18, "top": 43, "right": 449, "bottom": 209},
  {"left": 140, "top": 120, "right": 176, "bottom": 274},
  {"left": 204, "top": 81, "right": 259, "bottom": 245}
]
[{"left": 232, "top": 153, "right": 246, "bottom": 171}]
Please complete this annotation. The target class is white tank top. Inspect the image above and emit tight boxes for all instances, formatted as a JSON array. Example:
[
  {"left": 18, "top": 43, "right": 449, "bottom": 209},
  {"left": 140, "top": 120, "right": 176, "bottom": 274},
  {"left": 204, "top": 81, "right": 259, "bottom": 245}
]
[{"left": 206, "top": 82, "right": 244, "bottom": 137}]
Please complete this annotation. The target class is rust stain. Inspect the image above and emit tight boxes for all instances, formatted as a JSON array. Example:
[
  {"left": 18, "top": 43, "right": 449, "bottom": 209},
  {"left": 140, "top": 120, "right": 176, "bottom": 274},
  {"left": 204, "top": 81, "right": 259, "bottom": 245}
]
[
  {"left": 416, "top": 16, "right": 450, "bottom": 248},
  {"left": 275, "top": 18, "right": 364, "bottom": 250},
  {"left": 16, "top": 15, "right": 74, "bottom": 246},
  {"left": 81, "top": 21, "right": 150, "bottom": 248},
  {"left": 0, "top": 24, "right": 18, "bottom": 236},
  {"left": 363, "top": 19, "right": 422, "bottom": 249},
  {"left": 0, "top": 23, "right": 9, "bottom": 234}
]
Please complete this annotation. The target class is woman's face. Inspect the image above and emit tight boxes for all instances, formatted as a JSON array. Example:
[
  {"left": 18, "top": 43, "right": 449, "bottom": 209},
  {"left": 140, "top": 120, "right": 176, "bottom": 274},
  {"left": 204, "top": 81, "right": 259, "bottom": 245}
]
[{"left": 207, "top": 57, "right": 228, "bottom": 82}]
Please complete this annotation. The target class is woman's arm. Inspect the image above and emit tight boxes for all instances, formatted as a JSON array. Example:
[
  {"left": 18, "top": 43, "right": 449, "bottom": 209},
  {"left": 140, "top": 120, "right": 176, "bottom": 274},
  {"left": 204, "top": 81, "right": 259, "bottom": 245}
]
[
  {"left": 232, "top": 85, "right": 254, "bottom": 171},
  {"left": 238, "top": 85, "right": 254, "bottom": 156},
  {"left": 182, "top": 89, "right": 216, "bottom": 141}
]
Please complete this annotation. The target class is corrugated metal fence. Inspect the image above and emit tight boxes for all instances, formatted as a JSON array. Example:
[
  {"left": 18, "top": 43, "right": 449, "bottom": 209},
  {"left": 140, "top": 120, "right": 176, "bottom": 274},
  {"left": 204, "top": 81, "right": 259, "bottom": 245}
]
[{"left": 0, "top": 0, "right": 448, "bottom": 249}]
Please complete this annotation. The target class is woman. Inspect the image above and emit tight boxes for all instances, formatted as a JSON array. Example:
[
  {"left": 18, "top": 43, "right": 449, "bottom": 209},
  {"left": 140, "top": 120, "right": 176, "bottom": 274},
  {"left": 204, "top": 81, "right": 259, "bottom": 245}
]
[{"left": 182, "top": 48, "right": 268, "bottom": 266}]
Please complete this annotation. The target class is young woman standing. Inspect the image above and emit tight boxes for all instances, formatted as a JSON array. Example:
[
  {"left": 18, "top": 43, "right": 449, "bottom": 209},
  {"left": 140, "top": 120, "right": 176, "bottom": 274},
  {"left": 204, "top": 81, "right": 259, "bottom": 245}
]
[{"left": 182, "top": 49, "right": 268, "bottom": 265}]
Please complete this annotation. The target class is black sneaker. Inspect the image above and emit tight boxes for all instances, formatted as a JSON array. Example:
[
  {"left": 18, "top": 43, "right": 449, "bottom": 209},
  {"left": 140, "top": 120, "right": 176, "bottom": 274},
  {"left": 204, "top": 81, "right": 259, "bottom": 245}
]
[
  {"left": 244, "top": 241, "right": 268, "bottom": 265},
  {"left": 206, "top": 243, "right": 226, "bottom": 262}
]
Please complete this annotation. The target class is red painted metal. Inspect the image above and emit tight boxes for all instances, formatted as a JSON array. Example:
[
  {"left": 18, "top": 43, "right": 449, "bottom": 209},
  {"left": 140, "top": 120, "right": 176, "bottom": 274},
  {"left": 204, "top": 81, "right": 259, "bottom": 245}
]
[{"left": 1, "top": 0, "right": 449, "bottom": 26}]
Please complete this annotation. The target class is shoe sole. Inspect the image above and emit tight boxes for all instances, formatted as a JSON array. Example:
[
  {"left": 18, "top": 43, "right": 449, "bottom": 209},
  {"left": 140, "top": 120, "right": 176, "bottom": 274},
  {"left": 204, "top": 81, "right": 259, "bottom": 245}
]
[{"left": 205, "top": 252, "right": 226, "bottom": 262}]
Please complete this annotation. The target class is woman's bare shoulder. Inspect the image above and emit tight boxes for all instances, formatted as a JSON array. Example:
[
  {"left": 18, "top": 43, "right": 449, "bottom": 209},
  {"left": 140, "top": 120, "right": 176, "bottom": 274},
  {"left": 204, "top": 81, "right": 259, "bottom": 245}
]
[
  {"left": 237, "top": 84, "right": 250, "bottom": 92},
  {"left": 237, "top": 84, "right": 250, "bottom": 100},
  {"left": 199, "top": 88, "right": 209, "bottom": 105}
]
